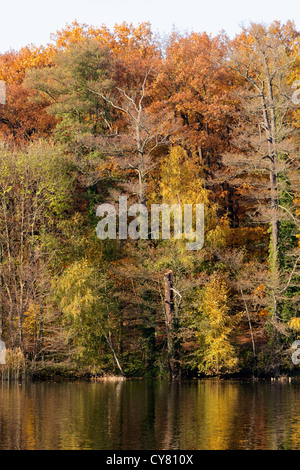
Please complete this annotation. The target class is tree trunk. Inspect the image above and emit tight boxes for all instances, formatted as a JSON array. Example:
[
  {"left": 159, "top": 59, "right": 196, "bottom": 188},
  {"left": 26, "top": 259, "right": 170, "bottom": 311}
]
[
  {"left": 164, "top": 270, "right": 180, "bottom": 379},
  {"left": 105, "top": 332, "right": 124, "bottom": 376}
]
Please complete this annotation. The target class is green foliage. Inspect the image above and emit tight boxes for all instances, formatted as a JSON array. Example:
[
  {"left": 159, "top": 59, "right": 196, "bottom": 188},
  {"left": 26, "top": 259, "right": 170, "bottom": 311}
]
[
  {"left": 56, "top": 258, "right": 120, "bottom": 368},
  {"left": 26, "top": 39, "right": 115, "bottom": 136}
]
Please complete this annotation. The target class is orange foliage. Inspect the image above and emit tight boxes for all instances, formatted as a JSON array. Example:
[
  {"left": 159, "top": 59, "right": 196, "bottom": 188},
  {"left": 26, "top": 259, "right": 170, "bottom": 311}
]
[
  {"left": 0, "top": 83, "right": 57, "bottom": 143},
  {"left": 150, "top": 31, "right": 238, "bottom": 156}
]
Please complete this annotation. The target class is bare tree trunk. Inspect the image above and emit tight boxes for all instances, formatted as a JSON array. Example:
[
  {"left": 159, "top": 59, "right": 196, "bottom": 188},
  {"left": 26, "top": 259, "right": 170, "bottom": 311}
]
[
  {"left": 164, "top": 270, "right": 180, "bottom": 380},
  {"left": 105, "top": 332, "right": 124, "bottom": 376},
  {"left": 0, "top": 268, "right": 2, "bottom": 341},
  {"left": 240, "top": 288, "right": 256, "bottom": 359}
]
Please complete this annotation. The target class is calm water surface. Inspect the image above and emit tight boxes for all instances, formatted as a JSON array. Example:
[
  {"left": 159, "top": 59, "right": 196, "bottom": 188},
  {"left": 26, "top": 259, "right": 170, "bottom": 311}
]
[{"left": 1, "top": 379, "right": 300, "bottom": 450}]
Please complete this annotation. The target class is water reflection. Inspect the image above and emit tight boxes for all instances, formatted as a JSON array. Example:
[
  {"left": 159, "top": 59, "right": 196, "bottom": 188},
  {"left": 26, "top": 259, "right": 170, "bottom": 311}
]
[{"left": 0, "top": 379, "right": 300, "bottom": 450}]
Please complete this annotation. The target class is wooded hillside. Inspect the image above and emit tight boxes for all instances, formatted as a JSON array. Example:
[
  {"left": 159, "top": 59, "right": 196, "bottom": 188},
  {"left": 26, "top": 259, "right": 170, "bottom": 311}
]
[{"left": 0, "top": 20, "right": 299, "bottom": 379}]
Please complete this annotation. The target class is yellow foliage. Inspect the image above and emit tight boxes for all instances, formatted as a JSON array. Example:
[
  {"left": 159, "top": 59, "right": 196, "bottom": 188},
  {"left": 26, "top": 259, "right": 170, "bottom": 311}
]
[
  {"left": 23, "top": 303, "right": 39, "bottom": 339},
  {"left": 206, "top": 217, "right": 231, "bottom": 248},
  {"left": 195, "top": 275, "right": 239, "bottom": 375},
  {"left": 57, "top": 259, "right": 107, "bottom": 321},
  {"left": 289, "top": 317, "right": 300, "bottom": 332},
  {"left": 160, "top": 146, "right": 210, "bottom": 206},
  {"left": 157, "top": 146, "right": 232, "bottom": 247}
]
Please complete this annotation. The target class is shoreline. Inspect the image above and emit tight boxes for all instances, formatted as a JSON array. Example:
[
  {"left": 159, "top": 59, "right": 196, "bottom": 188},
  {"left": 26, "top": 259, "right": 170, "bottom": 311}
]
[{"left": 2, "top": 362, "right": 300, "bottom": 383}]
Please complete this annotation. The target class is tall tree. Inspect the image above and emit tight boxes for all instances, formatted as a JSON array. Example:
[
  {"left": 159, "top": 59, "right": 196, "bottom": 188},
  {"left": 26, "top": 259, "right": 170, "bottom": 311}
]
[{"left": 227, "top": 21, "right": 300, "bottom": 372}]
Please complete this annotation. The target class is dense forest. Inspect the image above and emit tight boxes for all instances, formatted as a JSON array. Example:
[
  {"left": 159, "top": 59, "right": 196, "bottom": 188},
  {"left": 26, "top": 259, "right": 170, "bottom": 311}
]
[{"left": 0, "top": 20, "right": 299, "bottom": 380}]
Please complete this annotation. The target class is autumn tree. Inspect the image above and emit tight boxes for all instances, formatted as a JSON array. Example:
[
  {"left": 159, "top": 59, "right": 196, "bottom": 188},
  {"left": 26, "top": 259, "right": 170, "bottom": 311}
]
[
  {"left": 137, "top": 146, "right": 233, "bottom": 377},
  {"left": 86, "top": 67, "right": 172, "bottom": 205},
  {"left": 0, "top": 46, "right": 56, "bottom": 144},
  {"left": 25, "top": 31, "right": 169, "bottom": 205},
  {"left": 192, "top": 275, "right": 239, "bottom": 375},
  {"left": 0, "top": 141, "right": 74, "bottom": 352},
  {"left": 227, "top": 22, "right": 300, "bottom": 366},
  {"left": 56, "top": 258, "right": 124, "bottom": 375},
  {"left": 151, "top": 31, "right": 238, "bottom": 169}
]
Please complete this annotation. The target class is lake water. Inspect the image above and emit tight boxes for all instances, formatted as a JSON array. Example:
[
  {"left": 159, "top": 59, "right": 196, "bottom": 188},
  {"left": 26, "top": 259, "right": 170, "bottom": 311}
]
[{"left": 1, "top": 379, "right": 300, "bottom": 450}]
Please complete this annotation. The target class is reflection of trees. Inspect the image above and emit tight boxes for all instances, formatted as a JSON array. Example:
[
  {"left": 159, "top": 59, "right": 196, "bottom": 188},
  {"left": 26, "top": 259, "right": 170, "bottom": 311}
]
[
  {"left": 1, "top": 380, "right": 300, "bottom": 449},
  {"left": 0, "top": 383, "right": 39, "bottom": 449},
  {"left": 177, "top": 380, "right": 239, "bottom": 449}
]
